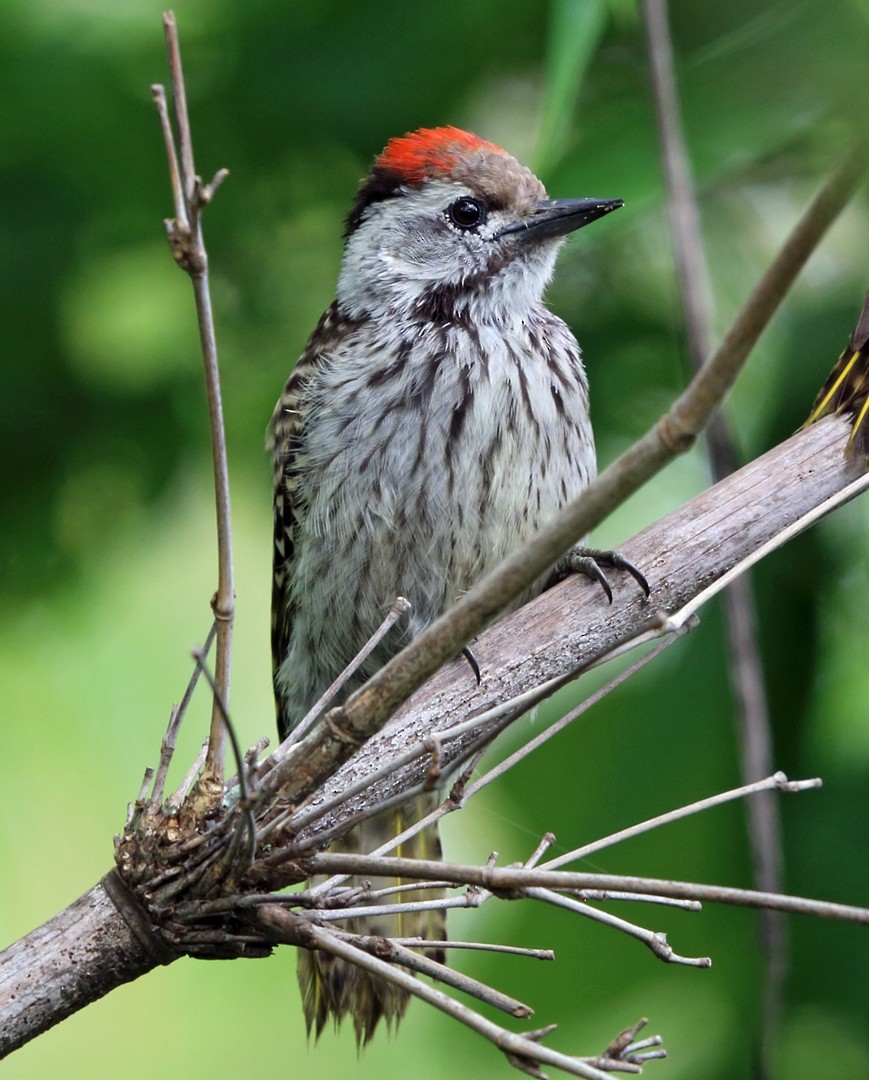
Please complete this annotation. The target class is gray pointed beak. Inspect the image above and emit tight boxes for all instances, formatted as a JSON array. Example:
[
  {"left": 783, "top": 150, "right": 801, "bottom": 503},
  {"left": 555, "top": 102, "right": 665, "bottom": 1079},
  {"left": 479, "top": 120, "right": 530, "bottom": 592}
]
[{"left": 499, "top": 197, "right": 623, "bottom": 242}]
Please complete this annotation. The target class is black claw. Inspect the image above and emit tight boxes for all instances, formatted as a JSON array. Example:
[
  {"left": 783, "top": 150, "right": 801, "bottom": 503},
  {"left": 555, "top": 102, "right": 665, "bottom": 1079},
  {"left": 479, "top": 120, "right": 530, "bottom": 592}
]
[
  {"left": 574, "top": 557, "right": 613, "bottom": 603},
  {"left": 460, "top": 644, "right": 482, "bottom": 684},
  {"left": 609, "top": 553, "right": 650, "bottom": 598},
  {"left": 565, "top": 546, "right": 650, "bottom": 602}
]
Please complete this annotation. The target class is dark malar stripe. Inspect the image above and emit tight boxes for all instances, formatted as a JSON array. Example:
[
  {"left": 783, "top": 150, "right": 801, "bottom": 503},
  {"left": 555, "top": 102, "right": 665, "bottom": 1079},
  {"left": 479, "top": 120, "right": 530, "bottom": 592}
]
[{"left": 448, "top": 364, "right": 474, "bottom": 446}]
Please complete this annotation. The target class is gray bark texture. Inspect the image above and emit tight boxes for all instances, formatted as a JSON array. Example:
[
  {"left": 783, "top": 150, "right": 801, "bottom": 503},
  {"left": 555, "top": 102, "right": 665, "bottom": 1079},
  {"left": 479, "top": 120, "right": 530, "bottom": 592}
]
[{"left": 0, "top": 872, "right": 168, "bottom": 1057}]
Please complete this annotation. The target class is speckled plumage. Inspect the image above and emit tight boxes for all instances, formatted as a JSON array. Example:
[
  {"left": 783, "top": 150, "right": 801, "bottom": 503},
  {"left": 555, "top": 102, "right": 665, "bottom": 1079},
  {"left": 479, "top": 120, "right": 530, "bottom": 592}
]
[{"left": 268, "top": 127, "right": 618, "bottom": 1042}]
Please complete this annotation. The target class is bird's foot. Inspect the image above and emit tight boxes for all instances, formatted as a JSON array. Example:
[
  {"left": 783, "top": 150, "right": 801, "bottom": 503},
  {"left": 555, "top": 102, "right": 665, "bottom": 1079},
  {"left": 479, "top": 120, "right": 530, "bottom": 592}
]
[{"left": 555, "top": 545, "right": 650, "bottom": 604}]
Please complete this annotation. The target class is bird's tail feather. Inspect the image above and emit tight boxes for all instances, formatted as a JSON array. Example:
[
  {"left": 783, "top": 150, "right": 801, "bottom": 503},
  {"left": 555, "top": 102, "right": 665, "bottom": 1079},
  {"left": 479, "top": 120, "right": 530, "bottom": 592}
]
[{"left": 298, "top": 792, "right": 445, "bottom": 1045}]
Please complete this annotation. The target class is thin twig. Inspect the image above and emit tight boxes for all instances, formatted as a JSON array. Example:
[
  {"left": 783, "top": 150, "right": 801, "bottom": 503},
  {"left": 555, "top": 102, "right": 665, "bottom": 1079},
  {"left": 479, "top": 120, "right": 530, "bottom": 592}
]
[
  {"left": 223, "top": 737, "right": 270, "bottom": 792},
  {"left": 391, "top": 938, "right": 555, "bottom": 960},
  {"left": 128, "top": 768, "right": 155, "bottom": 828},
  {"left": 255, "top": 905, "right": 649, "bottom": 1080},
  {"left": 277, "top": 596, "right": 412, "bottom": 751},
  {"left": 156, "top": 12, "right": 234, "bottom": 788},
  {"left": 191, "top": 648, "right": 256, "bottom": 874},
  {"left": 525, "top": 833, "right": 557, "bottom": 869},
  {"left": 301, "top": 854, "right": 869, "bottom": 925},
  {"left": 345, "top": 880, "right": 453, "bottom": 901},
  {"left": 666, "top": 470, "right": 869, "bottom": 628},
  {"left": 642, "top": 0, "right": 715, "bottom": 364},
  {"left": 167, "top": 741, "right": 209, "bottom": 810},
  {"left": 151, "top": 621, "right": 217, "bottom": 806},
  {"left": 641, "top": 4, "right": 786, "bottom": 1063},
  {"left": 538, "top": 773, "right": 819, "bottom": 872},
  {"left": 307, "top": 894, "right": 485, "bottom": 922},
  {"left": 526, "top": 887, "right": 711, "bottom": 967},
  {"left": 351, "top": 932, "right": 534, "bottom": 1017},
  {"left": 150, "top": 85, "right": 185, "bottom": 230},
  {"left": 577, "top": 891, "right": 701, "bottom": 912}
]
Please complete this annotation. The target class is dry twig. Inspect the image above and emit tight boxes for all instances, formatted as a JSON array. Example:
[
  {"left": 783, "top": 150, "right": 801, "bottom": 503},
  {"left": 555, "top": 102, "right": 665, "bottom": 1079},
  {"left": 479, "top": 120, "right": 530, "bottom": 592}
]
[
  {"left": 640, "top": 5, "right": 787, "bottom": 1067},
  {"left": 152, "top": 12, "right": 233, "bottom": 789}
]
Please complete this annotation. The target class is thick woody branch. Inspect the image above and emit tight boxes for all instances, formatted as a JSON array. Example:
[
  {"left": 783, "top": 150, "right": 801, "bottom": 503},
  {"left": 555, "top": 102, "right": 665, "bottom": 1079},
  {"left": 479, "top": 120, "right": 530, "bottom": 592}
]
[
  {"left": 0, "top": 873, "right": 173, "bottom": 1057},
  {"left": 2, "top": 417, "right": 866, "bottom": 1058},
  {"left": 253, "top": 414, "right": 867, "bottom": 859}
]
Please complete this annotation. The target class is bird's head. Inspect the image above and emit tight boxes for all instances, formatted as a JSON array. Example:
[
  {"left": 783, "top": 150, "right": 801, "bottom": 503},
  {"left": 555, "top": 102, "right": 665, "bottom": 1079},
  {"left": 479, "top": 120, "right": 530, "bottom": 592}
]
[{"left": 337, "top": 126, "right": 622, "bottom": 323}]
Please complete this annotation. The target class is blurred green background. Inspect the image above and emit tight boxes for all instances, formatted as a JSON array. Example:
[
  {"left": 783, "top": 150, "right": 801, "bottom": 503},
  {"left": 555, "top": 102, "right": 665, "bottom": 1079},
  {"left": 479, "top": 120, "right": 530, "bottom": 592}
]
[{"left": 2, "top": 0, "right": 868, "bottom": 1077}]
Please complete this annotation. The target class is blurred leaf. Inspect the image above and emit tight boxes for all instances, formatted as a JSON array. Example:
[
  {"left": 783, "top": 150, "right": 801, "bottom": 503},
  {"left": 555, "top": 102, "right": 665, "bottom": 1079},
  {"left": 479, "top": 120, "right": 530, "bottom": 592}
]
[{"left": 534, "top": 0, "right": 609, "bottom": 175}]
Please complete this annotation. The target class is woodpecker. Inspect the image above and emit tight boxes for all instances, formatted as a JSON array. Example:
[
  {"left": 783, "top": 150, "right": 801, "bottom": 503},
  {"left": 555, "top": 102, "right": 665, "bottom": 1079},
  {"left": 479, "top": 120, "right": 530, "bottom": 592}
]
[{"left": 268, "top": 126, "right": 646, "bottom": 1043}]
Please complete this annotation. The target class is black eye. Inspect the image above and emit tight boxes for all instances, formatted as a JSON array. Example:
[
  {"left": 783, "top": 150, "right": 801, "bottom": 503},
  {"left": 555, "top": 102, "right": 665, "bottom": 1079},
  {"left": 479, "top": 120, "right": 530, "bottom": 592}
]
[{"left": 447, "top": 197, "right": 487, "bottom": 231}]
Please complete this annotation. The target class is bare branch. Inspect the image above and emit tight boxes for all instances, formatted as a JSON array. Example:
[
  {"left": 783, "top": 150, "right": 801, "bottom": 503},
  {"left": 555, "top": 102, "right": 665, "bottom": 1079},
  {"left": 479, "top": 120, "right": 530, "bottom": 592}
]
[
  {"left": 525, "top": 887, "right": 711, "bottom": 968},
  {"left": 641, "top": 6, "right": 786, "bottom": 1058},
  {"left": 253, "top": 905, "right": 656, "bottom": 1079},
  {"left": 539, "top": 773, "right": 821, "bottom": 872},
  {"left": 352, "top": 934, "right": 535, "bottom": 1018},
  {"left": 260, "top": 415, "right": 867, "bottom": 869},
  {"left": 154, "top": 12, "right": 234, "bottom": 789},
  {"left": 167, "top": 742, "right": 208, "bottom": 811},
  {"left": 301, "top": 854, "right": 869, "bottom": 925},
  {"left": 391, "top": 939, "right": 555, "bottom": 960},
  {"left": 149, "top": 622, "right": 217, "bottom": 807},
  {"left": 278, "top": 596, "right": 413, "bottom": 749},
  {"left": 641, "top": 0, "right": 715, "bottom": 365},
  {"left": 577, "top": 892, "right": 701, "bottom": 912}
]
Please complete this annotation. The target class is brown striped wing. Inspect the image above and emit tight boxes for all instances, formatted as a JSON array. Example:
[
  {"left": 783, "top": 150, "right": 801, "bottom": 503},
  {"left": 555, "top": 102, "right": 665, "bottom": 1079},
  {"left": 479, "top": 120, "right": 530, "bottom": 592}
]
[{"left": 268, "top": 302, "right": 343, "bottom": 738}]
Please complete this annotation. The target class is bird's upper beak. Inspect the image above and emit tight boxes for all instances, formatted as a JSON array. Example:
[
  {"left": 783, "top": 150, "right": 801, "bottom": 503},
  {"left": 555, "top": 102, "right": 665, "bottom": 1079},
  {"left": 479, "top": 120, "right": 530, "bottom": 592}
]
[{"left": 499, "top": 197, "right": 623, "bottom": 242}]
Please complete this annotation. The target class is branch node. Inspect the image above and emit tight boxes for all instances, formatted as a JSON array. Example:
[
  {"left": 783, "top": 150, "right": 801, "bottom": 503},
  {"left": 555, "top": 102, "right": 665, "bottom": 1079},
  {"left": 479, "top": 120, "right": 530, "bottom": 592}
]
[
  {"left": 656, "top": 411, "right": 697, "bottom": 453},
  {"left": 323, "top": 706, "right": 366, "bottom": 747}
]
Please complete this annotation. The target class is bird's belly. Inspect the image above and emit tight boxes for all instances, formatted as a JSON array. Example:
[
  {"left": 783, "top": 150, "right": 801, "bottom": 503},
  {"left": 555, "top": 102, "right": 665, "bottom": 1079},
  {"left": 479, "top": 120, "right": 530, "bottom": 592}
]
[{"left": 282, "top": 347, "right": 594, "bottom": 719}]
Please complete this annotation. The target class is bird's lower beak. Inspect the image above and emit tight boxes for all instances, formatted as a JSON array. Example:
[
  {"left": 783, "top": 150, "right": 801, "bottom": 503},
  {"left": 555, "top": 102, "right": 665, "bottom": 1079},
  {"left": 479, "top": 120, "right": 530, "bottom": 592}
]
[{"left": 499, "top": 197, "right": 623, "bottom": 242}]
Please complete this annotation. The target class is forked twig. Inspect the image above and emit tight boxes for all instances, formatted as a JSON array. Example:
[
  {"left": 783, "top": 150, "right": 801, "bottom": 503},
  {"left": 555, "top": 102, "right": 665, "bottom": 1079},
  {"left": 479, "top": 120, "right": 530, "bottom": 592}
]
[
  {"left": 150, "top": 621, "right": 217, "bottom": 807},
  {"left": 525, "top": 887, "right": 710, "bottom": 967},
  {"left": 301, "top": 852, "right": 869, "bottom": 925},
  {"left": 254, "top": 904, "right": 659, "bottom": 1079},
  {"left": 152, "top": 11, "right": 233, "bottom": 787}
]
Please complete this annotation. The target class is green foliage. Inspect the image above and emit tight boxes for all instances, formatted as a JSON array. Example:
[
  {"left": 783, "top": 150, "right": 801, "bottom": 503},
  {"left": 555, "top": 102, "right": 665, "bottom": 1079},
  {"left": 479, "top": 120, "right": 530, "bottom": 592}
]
[{"left": 2, "top": 1, "right": 869, "bottom": 1077}]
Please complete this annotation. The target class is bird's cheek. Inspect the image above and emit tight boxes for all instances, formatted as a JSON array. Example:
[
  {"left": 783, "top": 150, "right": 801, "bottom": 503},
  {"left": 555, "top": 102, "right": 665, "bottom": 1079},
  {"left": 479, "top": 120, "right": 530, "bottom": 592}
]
[{"left": 377, "top": 250, "right": 435, "bottom": 283}]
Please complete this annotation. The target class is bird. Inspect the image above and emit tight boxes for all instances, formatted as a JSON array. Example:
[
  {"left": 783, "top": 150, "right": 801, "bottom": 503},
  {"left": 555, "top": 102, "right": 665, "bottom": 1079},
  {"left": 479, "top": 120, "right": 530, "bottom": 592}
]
[
  {"left": 804, "top": 288, "right": 869, "bottom": 463},
  {"left": 268, "top": 125, "right": 646, "bottom": 1044}
]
